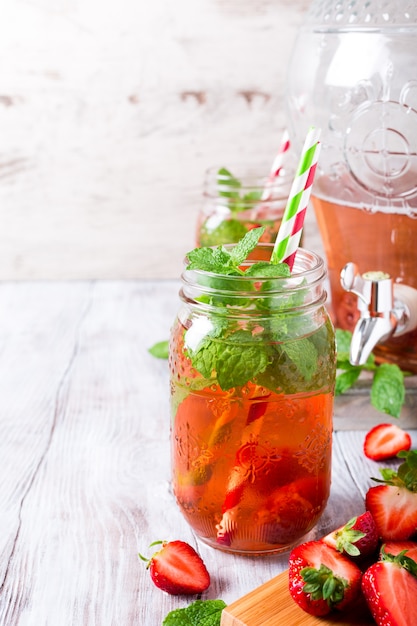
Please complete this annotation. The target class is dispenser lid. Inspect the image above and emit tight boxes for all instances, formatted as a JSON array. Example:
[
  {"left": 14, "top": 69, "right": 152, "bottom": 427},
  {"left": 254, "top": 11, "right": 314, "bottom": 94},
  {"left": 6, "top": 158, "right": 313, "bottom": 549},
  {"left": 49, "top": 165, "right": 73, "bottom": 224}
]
[{"left": 305, "top": 0, "right": 417, "bottom": 30}]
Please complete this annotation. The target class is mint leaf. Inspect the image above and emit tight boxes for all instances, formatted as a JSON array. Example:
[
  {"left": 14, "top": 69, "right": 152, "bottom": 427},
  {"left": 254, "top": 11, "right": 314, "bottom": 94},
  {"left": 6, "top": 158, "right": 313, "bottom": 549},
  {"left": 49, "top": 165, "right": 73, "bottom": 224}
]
[
  {"left": 245, "top": 261, "right": 291, "bottom": 278},
  {"left": 163, "top": 599, "right": 227, "bottom": 626},
  {"left": 282, "top": 338, "right": 318, "bottom": 381},
  {"left": 148, "top": 340, "right": 169, "bottom": 359},
  {"left": 335, "top": 366, "right": 362, "bottom": 395},
  {"left": 335, "top": 328, "right": 353, "bottom": 355},
  {"left": 371, "top": 363, "right": 405, "bottom": 418},
  {"left": 229, "top": 226, "right": 265, "bottom": 266},
  {"left": 217, "top": 167, "right": 241, "bottom": 200},
  {"left": 216, "top": 330, "right": 269, "bottom": 389},
  {"left": 186, "top": 247, "right": 224, "bottom": 273},
  {"left": 199, "top": 219, "right": 248, "bottom": 247},
  {"left": 242, "top": 189, "right": 263, "bottom": 203},
  {"left": 186, "top": 227, "right": 265, "bottom": 277},
  {"left": 188, "top": 329, "right": 269, "bottom": 390}
]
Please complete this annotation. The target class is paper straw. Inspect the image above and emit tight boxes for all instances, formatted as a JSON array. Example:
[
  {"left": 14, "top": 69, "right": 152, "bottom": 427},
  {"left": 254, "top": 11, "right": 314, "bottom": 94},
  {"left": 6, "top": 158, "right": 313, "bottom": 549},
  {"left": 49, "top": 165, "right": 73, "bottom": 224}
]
[
  {"left": 250, "top": 129, "right": 291, "bottom": 221},
  {"left": 261, "top": 129, "right": 291, "bottom": 202},
  {"left": 216, "top": 402, "right": 267, "bottom": 546},
  {"left": 270, "top": 126, "right": 321, "bottom": 269}
]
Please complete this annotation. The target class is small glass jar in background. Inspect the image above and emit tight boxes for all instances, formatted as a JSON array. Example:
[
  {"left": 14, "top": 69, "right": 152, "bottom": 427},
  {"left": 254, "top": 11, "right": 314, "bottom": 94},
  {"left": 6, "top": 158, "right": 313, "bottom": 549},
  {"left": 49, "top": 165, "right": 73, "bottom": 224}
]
[{"left": 195, "top": 163, "right": 296, "bottom": 248}]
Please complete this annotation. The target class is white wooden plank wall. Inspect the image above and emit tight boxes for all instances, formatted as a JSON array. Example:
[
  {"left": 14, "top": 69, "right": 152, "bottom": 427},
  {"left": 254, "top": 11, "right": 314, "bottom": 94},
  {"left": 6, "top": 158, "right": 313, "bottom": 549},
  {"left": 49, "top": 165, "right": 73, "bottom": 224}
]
[{"left": 0, "top": 0, "right": 310, "bottom": 280}]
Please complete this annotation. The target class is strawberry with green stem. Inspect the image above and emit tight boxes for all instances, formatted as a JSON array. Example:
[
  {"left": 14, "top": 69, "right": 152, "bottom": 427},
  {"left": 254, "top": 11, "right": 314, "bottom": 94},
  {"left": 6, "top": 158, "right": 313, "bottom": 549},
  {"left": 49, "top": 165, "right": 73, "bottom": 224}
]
[
  {"left": 379, "top": 540, "right": 417, "bottom": 562},
  {"left": 362, "top": 546, "right": 417, "bottom": 625},
  {"left": 365, "top": 449, "right": 417, "bottom": 541},
  {"left": 139, "top": 540, "right": 210, "bottom": 595},
  {"left": 288, "top": 540, "right": 362, "bottom": 617},
  {"left": 322, "top": 511, "right": 379, "bottom": 560}
]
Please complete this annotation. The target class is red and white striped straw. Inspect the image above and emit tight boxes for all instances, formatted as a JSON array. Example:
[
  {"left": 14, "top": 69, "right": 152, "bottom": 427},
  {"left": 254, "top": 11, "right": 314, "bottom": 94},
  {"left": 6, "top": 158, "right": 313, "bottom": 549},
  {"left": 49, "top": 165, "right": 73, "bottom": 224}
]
[
  {"left": 261, "top": 129, "right": 291, "bottom": 201},
  {"left": 270, "top": 126, "right": 321, "bottom": 269}
]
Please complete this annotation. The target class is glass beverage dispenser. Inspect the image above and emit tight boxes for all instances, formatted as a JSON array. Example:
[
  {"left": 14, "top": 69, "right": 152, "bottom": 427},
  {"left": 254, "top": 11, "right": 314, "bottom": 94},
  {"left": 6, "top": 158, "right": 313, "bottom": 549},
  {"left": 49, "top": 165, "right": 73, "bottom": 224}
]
[{"left": 286, "top": 0, "right": 417, "bottom": 373}]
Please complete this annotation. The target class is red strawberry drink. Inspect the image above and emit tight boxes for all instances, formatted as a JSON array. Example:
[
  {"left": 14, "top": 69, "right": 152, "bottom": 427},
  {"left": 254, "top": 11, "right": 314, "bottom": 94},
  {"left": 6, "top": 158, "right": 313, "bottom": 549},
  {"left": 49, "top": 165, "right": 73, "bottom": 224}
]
[{"left": 169, "top": 232, "right": 336, "bottom": 554}]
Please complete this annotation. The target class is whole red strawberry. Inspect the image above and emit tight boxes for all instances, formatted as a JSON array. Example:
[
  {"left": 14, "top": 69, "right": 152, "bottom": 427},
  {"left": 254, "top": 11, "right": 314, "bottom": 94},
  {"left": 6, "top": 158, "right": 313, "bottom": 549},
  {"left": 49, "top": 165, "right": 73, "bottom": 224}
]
[
  {"left": 139, "top": 540, "right": 210, "bottom": 595},
  {"left": 322, "top": 511, "right": 379, "bottom": 560},
  {"left": 362, "top": 546, "right": 417, "bottom": 625},
  {"left": 288, "top": 540, "right": 362, "bottom": 616},
  {"left": 365, "top": 450, "right": 417, "bottom": 541}
]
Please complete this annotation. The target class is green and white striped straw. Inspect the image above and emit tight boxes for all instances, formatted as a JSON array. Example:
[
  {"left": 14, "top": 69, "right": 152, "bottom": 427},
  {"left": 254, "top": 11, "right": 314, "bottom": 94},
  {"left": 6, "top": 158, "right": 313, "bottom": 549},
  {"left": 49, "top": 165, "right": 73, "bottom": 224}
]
[{"left": 270, "top": 126, "right": 321, "bottom": 269}]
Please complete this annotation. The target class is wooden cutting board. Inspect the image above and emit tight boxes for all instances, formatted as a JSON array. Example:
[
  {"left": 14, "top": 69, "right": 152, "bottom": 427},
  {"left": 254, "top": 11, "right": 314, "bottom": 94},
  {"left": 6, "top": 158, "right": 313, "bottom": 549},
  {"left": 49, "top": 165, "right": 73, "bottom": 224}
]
[{"left": 221, "top": 570, "right": 374, "bottom": 626}]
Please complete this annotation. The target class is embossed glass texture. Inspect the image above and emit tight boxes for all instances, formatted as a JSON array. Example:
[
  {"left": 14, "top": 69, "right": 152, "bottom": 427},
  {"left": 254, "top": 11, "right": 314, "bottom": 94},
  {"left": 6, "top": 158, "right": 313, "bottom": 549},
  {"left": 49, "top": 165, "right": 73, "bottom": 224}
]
[
  {"left": 286, "top": 0, "right": 417, "bottom": 372},
  {"left": 307, "top": 0, "right": 417, "bottom": 27}
]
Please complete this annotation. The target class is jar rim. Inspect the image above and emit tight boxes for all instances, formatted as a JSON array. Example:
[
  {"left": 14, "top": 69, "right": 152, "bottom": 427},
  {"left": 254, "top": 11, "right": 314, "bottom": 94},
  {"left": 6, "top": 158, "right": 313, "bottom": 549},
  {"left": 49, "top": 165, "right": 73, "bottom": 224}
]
[
  {"left": 204, "top": 164, "right": 296, "bottom": 195},
  {"left": 181, "top": 244, "right": 328, "bottom": 314},
  {"left": 183, "top": 244, "right": 325, "bottom": 283}
]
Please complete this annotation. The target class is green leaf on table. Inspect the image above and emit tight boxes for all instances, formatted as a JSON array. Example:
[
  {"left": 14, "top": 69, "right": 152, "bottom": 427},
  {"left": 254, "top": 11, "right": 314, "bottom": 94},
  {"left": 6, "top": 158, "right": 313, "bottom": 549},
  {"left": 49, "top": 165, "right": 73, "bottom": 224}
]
[
  {"left": 148, "top": 340, "right": 169, "bottom": 359},
  {"left": 335, "top": 366, "right": 362, "bottom": 395},
  {"left": 370, "top": 363, "right": 405, "bottom": 418},
  {"left": 162, "top": 599, "right": 227, "bottom": 626}
]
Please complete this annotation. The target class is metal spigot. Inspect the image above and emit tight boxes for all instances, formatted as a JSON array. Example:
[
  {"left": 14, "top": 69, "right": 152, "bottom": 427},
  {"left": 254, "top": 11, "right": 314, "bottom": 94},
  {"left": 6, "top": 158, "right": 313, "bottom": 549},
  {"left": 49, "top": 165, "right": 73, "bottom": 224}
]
[{"left": 340, "top": 263, "right": 417, "bottom": 365}]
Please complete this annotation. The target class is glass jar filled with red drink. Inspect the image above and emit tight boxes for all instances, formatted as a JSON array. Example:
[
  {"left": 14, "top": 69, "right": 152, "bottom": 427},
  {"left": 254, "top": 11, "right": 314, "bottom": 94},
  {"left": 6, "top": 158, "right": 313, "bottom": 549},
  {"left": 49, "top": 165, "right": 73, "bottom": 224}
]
[{"left": 169, "top": 239, "right": 336, "bottom": 555}]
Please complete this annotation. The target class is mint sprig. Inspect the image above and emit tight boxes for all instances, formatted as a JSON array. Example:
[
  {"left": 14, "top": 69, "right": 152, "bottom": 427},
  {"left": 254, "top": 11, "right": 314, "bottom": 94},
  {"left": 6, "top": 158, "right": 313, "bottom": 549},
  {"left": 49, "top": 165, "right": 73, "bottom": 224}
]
[
  {"left": 335, "top": 329, "right": 406, "bottom": 418},
  {"left": 162, "top": 599, "right": 226, "bottom": 626},
  {"left": 187, "top": 226, "right": 265, "bottom": 275},
  {"left": 182, "top": 228, "right": 333, "bottom": 392}
]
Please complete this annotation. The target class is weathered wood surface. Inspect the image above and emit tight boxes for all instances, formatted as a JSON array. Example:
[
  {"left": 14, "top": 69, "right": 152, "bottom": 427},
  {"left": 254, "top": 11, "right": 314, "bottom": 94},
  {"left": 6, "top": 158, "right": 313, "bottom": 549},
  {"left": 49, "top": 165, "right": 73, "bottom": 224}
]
[
  {"left": 0, "top": 280, "right": 415, "bottom": 626},
  {"left": 0, "top": 0, "right": 309, "bottom": 280}
]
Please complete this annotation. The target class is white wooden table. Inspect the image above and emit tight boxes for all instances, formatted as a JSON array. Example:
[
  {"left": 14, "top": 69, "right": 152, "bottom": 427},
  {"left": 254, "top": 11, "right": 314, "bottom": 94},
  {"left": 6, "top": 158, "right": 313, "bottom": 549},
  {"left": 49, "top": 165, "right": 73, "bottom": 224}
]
[{"left": 0, "top": 280, "right": 415, "bottom": 625}]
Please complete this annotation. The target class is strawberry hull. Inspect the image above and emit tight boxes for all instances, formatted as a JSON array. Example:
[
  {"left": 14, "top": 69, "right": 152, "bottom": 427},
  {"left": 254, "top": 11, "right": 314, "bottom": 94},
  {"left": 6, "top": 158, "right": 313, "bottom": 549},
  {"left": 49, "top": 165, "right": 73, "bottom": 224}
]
[{"left": 288, "top": 540, "right": 362, "bottom": 617}]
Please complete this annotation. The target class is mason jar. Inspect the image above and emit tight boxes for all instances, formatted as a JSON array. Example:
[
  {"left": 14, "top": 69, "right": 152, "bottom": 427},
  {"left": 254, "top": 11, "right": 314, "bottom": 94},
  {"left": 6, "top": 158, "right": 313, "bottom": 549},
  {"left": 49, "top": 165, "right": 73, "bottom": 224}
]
[{"left": 169, "top": 244, "right": 336, "bottom": 555}]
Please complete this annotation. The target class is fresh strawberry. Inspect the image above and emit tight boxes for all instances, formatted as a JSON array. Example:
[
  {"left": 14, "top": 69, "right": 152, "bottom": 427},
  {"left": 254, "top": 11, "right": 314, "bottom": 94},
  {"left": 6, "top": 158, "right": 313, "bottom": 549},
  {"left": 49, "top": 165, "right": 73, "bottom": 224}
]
[
  {"left": 364, "top": 423, "right": 411, "bottom": 461},
  {"left": 139, "top": 540, "right": 210, "bottom": 595},
  {"left": 379, "top": 540, "right": 417, "bottom": 562},
  {"left": 288, "top": 540, "right": 362, "bottom": 616},
  {"left": 362, "top": 546, "right": 417, "bottom": 625},
  {"left": 322, "top": 511, "right": 379, "bottom": 560},
  {"left": 365, "top": 450, "right": 417, "bottom": 540}
]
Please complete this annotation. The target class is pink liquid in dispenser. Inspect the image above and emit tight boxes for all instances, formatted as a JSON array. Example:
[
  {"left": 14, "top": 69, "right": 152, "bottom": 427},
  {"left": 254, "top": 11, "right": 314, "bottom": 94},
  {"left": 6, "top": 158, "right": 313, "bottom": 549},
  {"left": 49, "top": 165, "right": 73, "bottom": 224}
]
[{"left": 312, "top": 186, "right": 417, "bottom": 373}]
